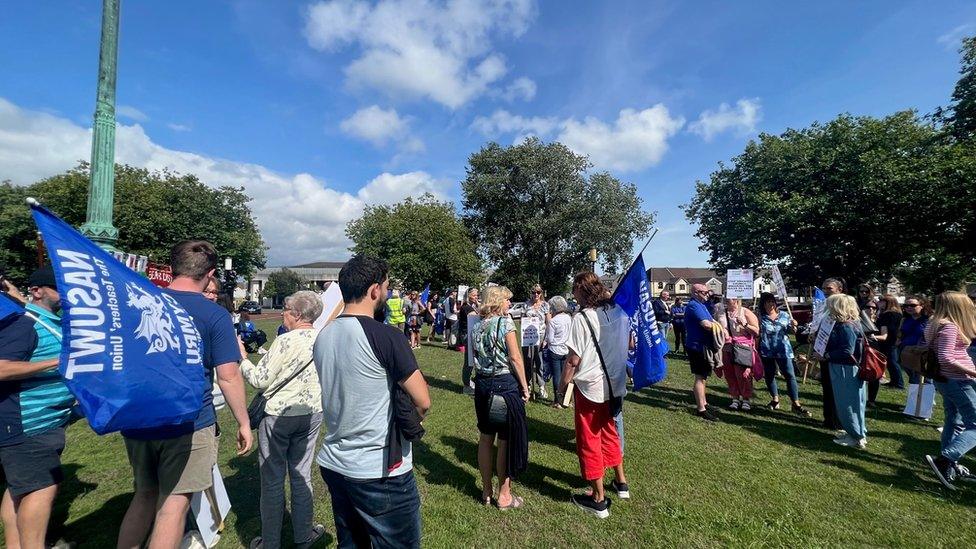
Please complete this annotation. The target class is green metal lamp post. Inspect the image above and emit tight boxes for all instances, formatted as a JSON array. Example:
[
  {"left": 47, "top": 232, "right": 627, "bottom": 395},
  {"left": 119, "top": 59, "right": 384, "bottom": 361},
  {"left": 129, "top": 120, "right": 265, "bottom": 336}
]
[{"left": 80, "top": 0, "right": 121, "bottom": 251}]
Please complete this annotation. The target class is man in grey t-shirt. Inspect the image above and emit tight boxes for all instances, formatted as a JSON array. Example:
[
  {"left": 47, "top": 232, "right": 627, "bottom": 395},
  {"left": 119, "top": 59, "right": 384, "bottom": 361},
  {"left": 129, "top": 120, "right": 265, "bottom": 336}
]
[{"left": 313, "top": 256, "right": 431, "bottom": 548}]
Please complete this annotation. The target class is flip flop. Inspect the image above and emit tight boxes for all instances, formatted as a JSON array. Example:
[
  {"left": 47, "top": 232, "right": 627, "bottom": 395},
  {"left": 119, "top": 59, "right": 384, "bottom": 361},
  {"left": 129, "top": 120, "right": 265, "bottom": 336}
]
[{"left": 497, "top": 495, "right": 524, "bottom": 510}]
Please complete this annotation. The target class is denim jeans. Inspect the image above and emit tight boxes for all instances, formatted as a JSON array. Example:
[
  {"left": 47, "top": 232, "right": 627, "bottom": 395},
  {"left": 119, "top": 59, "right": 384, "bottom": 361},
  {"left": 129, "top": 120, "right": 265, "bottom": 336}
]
[
  {"left": 886, "top": 346, "right": 904, "bottom": 388},
  {"left": 761, "top": 356, "right": 799, "bottom": 403},
  {"left": 319, "top": 468, "right": 421, "bottom": 549},
  {"left": 544, "top": 350, "right": 567, "bottom": 402},
  {"left": 657, "top": 322, "right": 670, "bottom": 343},
  {"left": 934, "top": 379, "right": 976, "bottom": 463},
  {"left": 829, "top": 362, "right": 867, "bottom": 440},
  {"left": 258, "top": 413, "right": 322, "bottom": 548}
]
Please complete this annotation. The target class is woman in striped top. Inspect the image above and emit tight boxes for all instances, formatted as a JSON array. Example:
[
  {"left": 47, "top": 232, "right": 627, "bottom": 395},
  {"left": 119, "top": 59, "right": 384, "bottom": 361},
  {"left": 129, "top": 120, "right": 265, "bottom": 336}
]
[{"left": 923, "top": 291, "right": 976, "bottom": 491}]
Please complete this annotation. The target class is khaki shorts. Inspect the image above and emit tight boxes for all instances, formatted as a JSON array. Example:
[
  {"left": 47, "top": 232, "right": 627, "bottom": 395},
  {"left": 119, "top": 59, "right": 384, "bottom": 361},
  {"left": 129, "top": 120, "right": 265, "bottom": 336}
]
[{"left": 124, "top": 424, "right": 217, "bottom": 495}]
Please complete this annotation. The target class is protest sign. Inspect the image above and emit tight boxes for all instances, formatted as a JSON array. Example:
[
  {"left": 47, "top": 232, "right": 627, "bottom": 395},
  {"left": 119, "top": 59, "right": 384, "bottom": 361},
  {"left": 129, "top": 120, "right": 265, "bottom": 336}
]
[
  {"left": 813, "top": 318, "right": 835, "bottom": 358},
  {"left": 313, "top": 282, "right": 344, "bottom": 333},
  {"left": 466, "top": 314, "right": 481, "bottom": 387},
  {"left": 771, "top": 265, "right": 788, "bottom": 300},
  {"left": 190, "top": 464, "right": 231, "bottom": 548},
  {"left": 726, "top": 269, "right": 754, "bottom": 299},
  {"left": 903, "top": 383, "right": 936, "bottom": 419},
  {"left": 520, "top": 315, "right": 541, "bottom": 347}
]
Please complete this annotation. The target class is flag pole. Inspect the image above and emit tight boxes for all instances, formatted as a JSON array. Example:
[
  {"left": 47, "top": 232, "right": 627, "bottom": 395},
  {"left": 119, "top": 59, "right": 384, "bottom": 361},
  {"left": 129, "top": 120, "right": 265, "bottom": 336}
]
[{"left": 611, "top": 229, "right": 658, "bottom": 300}]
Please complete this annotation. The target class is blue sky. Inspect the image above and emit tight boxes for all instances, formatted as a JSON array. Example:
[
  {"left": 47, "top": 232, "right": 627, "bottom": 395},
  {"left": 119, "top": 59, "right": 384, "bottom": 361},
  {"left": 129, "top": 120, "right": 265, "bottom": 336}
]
[{"left": 0, "top": 1, "right": 972, "bottom": 267}]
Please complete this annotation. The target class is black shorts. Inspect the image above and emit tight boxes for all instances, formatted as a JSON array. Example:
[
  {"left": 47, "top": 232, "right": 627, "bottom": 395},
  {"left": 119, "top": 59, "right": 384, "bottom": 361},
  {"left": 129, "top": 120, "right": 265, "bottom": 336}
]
[
  {"left": 687, "top": 349, "right": 712, "bottom": 378},
  {"left": 0, "top": 427, "right": 65, "bottom": 497},
  {"left": 474, "top": 374, "right": 519, "bottom": 439}
]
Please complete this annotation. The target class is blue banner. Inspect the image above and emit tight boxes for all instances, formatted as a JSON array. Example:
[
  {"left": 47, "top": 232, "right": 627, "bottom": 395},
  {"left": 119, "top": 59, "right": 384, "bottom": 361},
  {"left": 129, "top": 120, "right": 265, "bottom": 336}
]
[
  {"left": 30, "top": 204, "right": 208, "bottom": 435},
  {"left": 0, "top": 292, "right": 24, "bottom": 322},
  {"left": 613, "top": 254, "right": 668, "bottom": 389},
  {"left": 420, "top": 283, "right": 430, "bottom": 306}
]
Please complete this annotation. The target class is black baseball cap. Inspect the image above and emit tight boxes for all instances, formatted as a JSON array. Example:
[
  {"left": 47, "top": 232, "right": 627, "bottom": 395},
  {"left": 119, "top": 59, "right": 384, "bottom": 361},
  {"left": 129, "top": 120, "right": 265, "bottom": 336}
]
[{"left": 28, "top": 265, "right": 57, "bottom": 289}]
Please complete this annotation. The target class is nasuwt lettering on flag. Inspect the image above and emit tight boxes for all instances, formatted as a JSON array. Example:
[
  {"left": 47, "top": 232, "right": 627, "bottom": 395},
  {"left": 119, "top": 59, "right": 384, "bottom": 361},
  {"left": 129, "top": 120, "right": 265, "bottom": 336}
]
[
  {"left": 0, "top": 292, "right": 24, "bottom": 323},
  {"left": 30, "top": 201, "right": 209, "bottom": 435},
  {"left": 613, "top": 254, "right": 668, "bottom": 389}
]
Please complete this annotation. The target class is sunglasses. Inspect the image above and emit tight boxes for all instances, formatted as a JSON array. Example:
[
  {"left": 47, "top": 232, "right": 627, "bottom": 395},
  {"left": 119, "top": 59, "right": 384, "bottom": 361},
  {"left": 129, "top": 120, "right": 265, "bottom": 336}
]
[
  {"left": 532, "top": 291, "right": 542, "bottom": 295},
  {"left": 904, "top": 304, "right": 920, "bottom": 308},
  {"left": 867, "top": 306, "right": 877, "bottom": 310}
]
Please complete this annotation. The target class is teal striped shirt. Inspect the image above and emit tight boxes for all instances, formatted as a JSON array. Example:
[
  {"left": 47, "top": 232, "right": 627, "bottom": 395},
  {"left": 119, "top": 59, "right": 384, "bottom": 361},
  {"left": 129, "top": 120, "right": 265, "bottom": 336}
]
[{"left": 20, "top": 304, "right": 73, "bottom": 435}]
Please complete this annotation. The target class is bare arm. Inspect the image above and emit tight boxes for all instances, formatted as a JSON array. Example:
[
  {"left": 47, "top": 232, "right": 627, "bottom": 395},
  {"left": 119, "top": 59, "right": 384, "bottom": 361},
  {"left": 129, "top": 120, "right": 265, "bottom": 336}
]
[
  {"left": 561, "top": 351, "right": 580, "bottom": 396},
  {"left": 505, "top": 331, "right": 530, "bottom": 400},
  {"left": 400, "top": 369, "right": 431, "bottom": 419},
  {"left": 0, "top": 358, "right": 59, "bottom": 381},
  {"left": 743, "top": 309, "right": 760, "bottom": 337},
  {"left": 1, "top": 280, "right": 26, "bottom": 305},
  {"left": 216, "top": 361, "right": 253, "bottom": 455}
]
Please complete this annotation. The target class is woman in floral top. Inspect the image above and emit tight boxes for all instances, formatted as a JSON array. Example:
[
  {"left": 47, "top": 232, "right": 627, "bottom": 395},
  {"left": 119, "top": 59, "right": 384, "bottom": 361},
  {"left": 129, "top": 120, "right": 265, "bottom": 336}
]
[
  {"left": 239, "top": 290, "right": 326, "bottom": 548},
  {"left": 757, "top": 292, "right": 810, "bottom": 416},
  {"left": 473, "top": 286, "right": 529, "bottom": 510}
]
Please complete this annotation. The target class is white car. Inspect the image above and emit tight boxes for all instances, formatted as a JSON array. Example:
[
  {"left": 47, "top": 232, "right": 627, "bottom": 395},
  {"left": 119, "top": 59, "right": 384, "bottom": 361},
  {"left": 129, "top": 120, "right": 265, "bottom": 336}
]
[{"left": 508, "top": 302, "right": 527, "bottom": 319}]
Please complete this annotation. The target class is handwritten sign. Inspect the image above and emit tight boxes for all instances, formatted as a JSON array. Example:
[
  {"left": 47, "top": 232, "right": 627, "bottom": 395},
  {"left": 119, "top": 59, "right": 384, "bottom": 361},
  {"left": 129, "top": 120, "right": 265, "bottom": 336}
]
[
  {"left": 520, "top": 315, "right": 542, "bottom": 347},
  {"left": 771, "top": 265, "right": 787, "bottom": 300},
  {"left": 813, "top": 318, "right": 835, "bottom": 358},
  {"left": 726, "top": 269, "right": 754, "bottom": 299}
]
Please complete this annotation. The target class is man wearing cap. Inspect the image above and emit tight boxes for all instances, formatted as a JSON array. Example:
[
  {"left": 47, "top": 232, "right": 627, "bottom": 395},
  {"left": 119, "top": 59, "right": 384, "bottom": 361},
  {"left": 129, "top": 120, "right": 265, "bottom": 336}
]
[{"left": 0, "top": 266, "right": 75, "bottom": 548}]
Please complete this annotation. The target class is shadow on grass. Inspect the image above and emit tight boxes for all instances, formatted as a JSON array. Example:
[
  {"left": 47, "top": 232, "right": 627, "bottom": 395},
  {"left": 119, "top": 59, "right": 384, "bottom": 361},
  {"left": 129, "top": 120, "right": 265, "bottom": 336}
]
[
  {"left": 821, "top": 458, "right": 976, "bottom": 507},
  {"left": 426, "top": 376, "right": 464, "bottom": 394},
  {"left": 437, "top": 435, "right": 582, "bottom": 504},
  {"left": 49, "top": 463, "right": 99, "bottom": 545},
  {"left": 62, "top": 493, "right": 130, "bottom": 547},
  {"left": 414, "top": 438, "right": 481, "bottom": 503}
]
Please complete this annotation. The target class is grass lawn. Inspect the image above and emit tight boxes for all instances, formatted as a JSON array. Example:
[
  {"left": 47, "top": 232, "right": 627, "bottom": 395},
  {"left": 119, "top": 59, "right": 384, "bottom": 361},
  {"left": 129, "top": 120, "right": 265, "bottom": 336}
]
[{"left": 12, "top": 318, "right": 976, "bottom": 547}]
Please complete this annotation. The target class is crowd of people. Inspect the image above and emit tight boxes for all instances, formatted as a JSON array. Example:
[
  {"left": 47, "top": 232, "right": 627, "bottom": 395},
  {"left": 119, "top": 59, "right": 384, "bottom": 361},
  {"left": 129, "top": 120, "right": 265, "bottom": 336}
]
[{"left": 2, "top": 242, "right": 976, "bottom": 547}]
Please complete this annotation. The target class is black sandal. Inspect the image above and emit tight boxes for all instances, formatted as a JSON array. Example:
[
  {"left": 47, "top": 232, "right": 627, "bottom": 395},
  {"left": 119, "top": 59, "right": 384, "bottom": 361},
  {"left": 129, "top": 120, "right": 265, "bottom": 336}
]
[
  {"left": 767, "top": 400, "right": 780, "bottom": 411},
  {"left": 792, "top": 404, "right": 811, "bottom": 417}
]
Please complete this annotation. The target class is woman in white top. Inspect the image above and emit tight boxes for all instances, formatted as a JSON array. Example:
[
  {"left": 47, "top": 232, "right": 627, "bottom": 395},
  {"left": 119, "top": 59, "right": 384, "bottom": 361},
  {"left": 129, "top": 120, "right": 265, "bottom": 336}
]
[
  {"left": 560, "top": 272, "right": 630, "bottom": 519},
  {"left": 239, "top": 291, "right": 326, "bottom": 549},
  {"left": 522, "top": 284, "right": 552, "bottom": 401},
  {"left": 545, "top": 296, "right": 572, "bottom": 408}
]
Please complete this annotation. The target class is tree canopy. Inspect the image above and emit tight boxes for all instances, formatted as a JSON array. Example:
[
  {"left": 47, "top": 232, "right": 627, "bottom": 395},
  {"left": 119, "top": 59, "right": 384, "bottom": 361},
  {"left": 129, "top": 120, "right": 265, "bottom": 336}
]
[
  {"left": 0, "top": 163, "right": 267, "bottom": 282},
  {"left": 461, "top": 138, "right": 654, "bottom": 297},
  {"left": 685, "top": 37, "right": 976, "bottom": 295},
  {"left": 346, "top": 194, "right": 483, "bottom": 292},
  {"left": 261, "top": 268, "right": 306, "bottom": 305}
]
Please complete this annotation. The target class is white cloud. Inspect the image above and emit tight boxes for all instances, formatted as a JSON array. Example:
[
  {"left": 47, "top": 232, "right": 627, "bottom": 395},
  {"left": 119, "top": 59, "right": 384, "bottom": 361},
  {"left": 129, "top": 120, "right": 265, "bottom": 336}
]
[
  {"left": 167, "top": 122, "right": 192, "bottom": 132},
  {"left": 117, "top": 105, "right": 148, "bottom": 122},
  {"left": 340, "top": 105, "right": 425, "bottom": 153},
  {"left": 688, "top": 98, "right": 761, "bottom": 141},
  {"left": 303, "top": 0, "right": 536, "bottom": 109},
  {"left": 938, "top": 24, "right": 974, "bottom": 50},
  {"left": 471, "top": 105, "right": 685, "bottom": 171},
  {"left": 0, "top": 97, "right": 447, "bottom": 264},
  {"left": 500, "top": 77, "right": 536, "bottom": 102}
]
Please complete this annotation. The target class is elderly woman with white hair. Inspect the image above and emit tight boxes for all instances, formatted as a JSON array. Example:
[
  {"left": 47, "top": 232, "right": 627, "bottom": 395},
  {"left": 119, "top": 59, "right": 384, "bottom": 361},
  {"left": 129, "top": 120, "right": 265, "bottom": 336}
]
[
  {"left": 239, "top": 290, "right": 327, "bottom": 549},
  {"left": 545, "top": 296, "right": 572, "bottom": 408}
]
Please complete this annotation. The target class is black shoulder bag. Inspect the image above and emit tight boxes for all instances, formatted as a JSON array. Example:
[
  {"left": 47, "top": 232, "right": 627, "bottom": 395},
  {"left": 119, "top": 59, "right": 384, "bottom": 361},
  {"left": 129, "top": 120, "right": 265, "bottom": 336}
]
[
  {"left": 579, "top": 309, "right": 623, "bottom": 417},
  {"left": 247, "top": 357, "right": 315, "bottom": 428},
  {"left": 725, "top": 309, "right": 755, "bottom": 367}
]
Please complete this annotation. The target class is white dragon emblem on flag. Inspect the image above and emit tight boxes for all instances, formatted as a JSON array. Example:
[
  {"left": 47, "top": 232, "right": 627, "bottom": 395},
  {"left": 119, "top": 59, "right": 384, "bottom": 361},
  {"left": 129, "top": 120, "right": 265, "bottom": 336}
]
[{"left": 125, "top": 283, "right": 181, "bottom": 354}]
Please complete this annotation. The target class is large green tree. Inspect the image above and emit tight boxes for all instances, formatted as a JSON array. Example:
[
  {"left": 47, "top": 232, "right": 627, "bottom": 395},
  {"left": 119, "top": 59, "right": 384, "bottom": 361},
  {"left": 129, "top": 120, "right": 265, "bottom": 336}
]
[
  {"left": 346, "top": 194, "right": 483, "bottom": 291},
  {"left": 684, "top": 112, "right": 976, "bottom": 293},
  {"left": 935, "top": 35, "right": 976, "bottom": 142},
  {"left": 261, "top": 268, "right": 306, "bottom": 305},
  {"left": 461, "top": 138, "right": 654, "bottom": 297},
  {"left": 0, "top": 163, "right": 267, "bottom": 282}
]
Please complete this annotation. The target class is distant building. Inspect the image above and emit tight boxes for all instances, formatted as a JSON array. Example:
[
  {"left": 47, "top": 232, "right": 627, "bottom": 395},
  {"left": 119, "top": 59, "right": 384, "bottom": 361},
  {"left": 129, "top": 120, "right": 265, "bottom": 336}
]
[
  {"left": 646, "top": 267, "right": 724, "bottom": 298},
  {"left": 250, "top": 260, "right": 346, "bottom": 301}
]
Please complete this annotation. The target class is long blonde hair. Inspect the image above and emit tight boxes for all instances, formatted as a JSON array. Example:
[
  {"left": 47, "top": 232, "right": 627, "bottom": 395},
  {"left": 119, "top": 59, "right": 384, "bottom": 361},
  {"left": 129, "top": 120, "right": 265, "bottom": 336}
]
[
  {"left": 479, "top": 286, "right": 511, "bottom": 318},
  {"left": 826, "top": 294, "right": 859, "bottom": 323},
  {"left": 929, "top": 291, "right": 976, "bottom": 346}
]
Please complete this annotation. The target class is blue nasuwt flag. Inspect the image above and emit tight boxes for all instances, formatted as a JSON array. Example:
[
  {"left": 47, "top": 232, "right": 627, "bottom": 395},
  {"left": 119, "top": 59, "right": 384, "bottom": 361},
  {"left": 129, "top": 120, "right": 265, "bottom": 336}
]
[
  {"left": 0, "top": 292, "right": 25, "bottom": 322},
  {"left": 613, "top": 254, "right": 668, "bottom": 389},
  {"left": 811, "top": 287, "right": 827, "bottom": 329},
  {"left": 30, "top": 202, "right": 209, "bottom": 435},
  {"left": 420, "top": 283, "right": 430, "bottom": 306}
]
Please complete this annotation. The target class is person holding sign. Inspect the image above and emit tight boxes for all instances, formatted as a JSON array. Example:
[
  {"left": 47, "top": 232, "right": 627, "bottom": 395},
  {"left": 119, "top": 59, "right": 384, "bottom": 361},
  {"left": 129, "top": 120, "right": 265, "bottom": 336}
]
[
  {"left": 923, "top": 292, "right": 976, "bottom": 490},
  {"left": 757, "top": 292, "right": 810, "bottom": 416},
  {"left": 118, "top": 241, "right": 253, "bottom": 549},
  {"left": 714, "top": 297, "right": 761, "bottom": 411},
  {"left": 823, "top": 294, "right": 868, "bottom": 449},
  {"left": 816, "top": 278, "right": 846, "bottom": 431},
  {"left": 522, "top": 284, "right": 551, "bottom": 401}
]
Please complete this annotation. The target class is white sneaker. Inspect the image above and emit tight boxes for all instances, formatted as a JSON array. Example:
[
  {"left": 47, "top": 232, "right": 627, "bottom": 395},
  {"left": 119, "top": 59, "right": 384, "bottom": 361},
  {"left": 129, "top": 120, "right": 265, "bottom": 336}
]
[
  {"left": 740, "top": 400, "right": 752, "bottom": 411},
  {"left": 728, "top": 400, "right": 740, "bottom": 410},
  {"left": 833, "top": 435, "right": 867, "bottom": 449}
]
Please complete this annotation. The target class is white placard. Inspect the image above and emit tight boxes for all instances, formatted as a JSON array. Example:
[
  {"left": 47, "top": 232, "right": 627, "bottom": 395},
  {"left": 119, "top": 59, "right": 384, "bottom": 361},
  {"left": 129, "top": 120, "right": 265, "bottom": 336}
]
[
  {"left": 726, "top": 269, "right": 755, "bottom": 299},
  {"left": 771, "top": 265, "right": 788, "bottom": 299},
  {"left": 458, "top": 285, "right": 469, "bottom": 304},
  {"left": 813, "top": 318, "right": 835, "bottom": 358},
  {"left": 313, "top": 282, "right": 345, "bottom": 333},
  {"left": 903, "top": 383, "right": 936, "bottom": 419},
  {"left": 190, "top": 464, "right": 231, "bottom": 548},
  {"left": 520, "top": 315, "right": 542, "bottom": 347}
]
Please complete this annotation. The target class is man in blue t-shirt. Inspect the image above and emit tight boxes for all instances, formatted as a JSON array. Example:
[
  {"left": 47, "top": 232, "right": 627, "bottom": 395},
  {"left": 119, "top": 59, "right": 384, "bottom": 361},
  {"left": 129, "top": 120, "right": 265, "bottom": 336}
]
[
  {"left": 0, "top": 266, "right": 75, "bottom": 548},
  {"left": 117, "top": 240, "right": 253, "bottom": 549},
  {"left": 685, "top": 284, "right": 720, "bottom": 422}
]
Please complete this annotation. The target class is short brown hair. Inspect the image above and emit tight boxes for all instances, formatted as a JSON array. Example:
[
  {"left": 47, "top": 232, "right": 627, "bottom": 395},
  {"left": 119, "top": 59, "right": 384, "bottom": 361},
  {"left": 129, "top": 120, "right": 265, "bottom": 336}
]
[
  {"left": 170, "top": 240, "right": 218, "bottom": 281},
  {"left": 573, "top": 272, "right": 612, "bottom": 309}
]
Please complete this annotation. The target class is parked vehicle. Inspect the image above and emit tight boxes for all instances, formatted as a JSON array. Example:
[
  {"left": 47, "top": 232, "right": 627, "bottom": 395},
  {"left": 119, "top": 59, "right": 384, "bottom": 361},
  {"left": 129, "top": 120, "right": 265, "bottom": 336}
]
[
  {"left": 239, "top": 300, "right": 262, "bottom": 315},
  {"left": 507, "top": 302, "right": 527, "bottom": 319}
]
